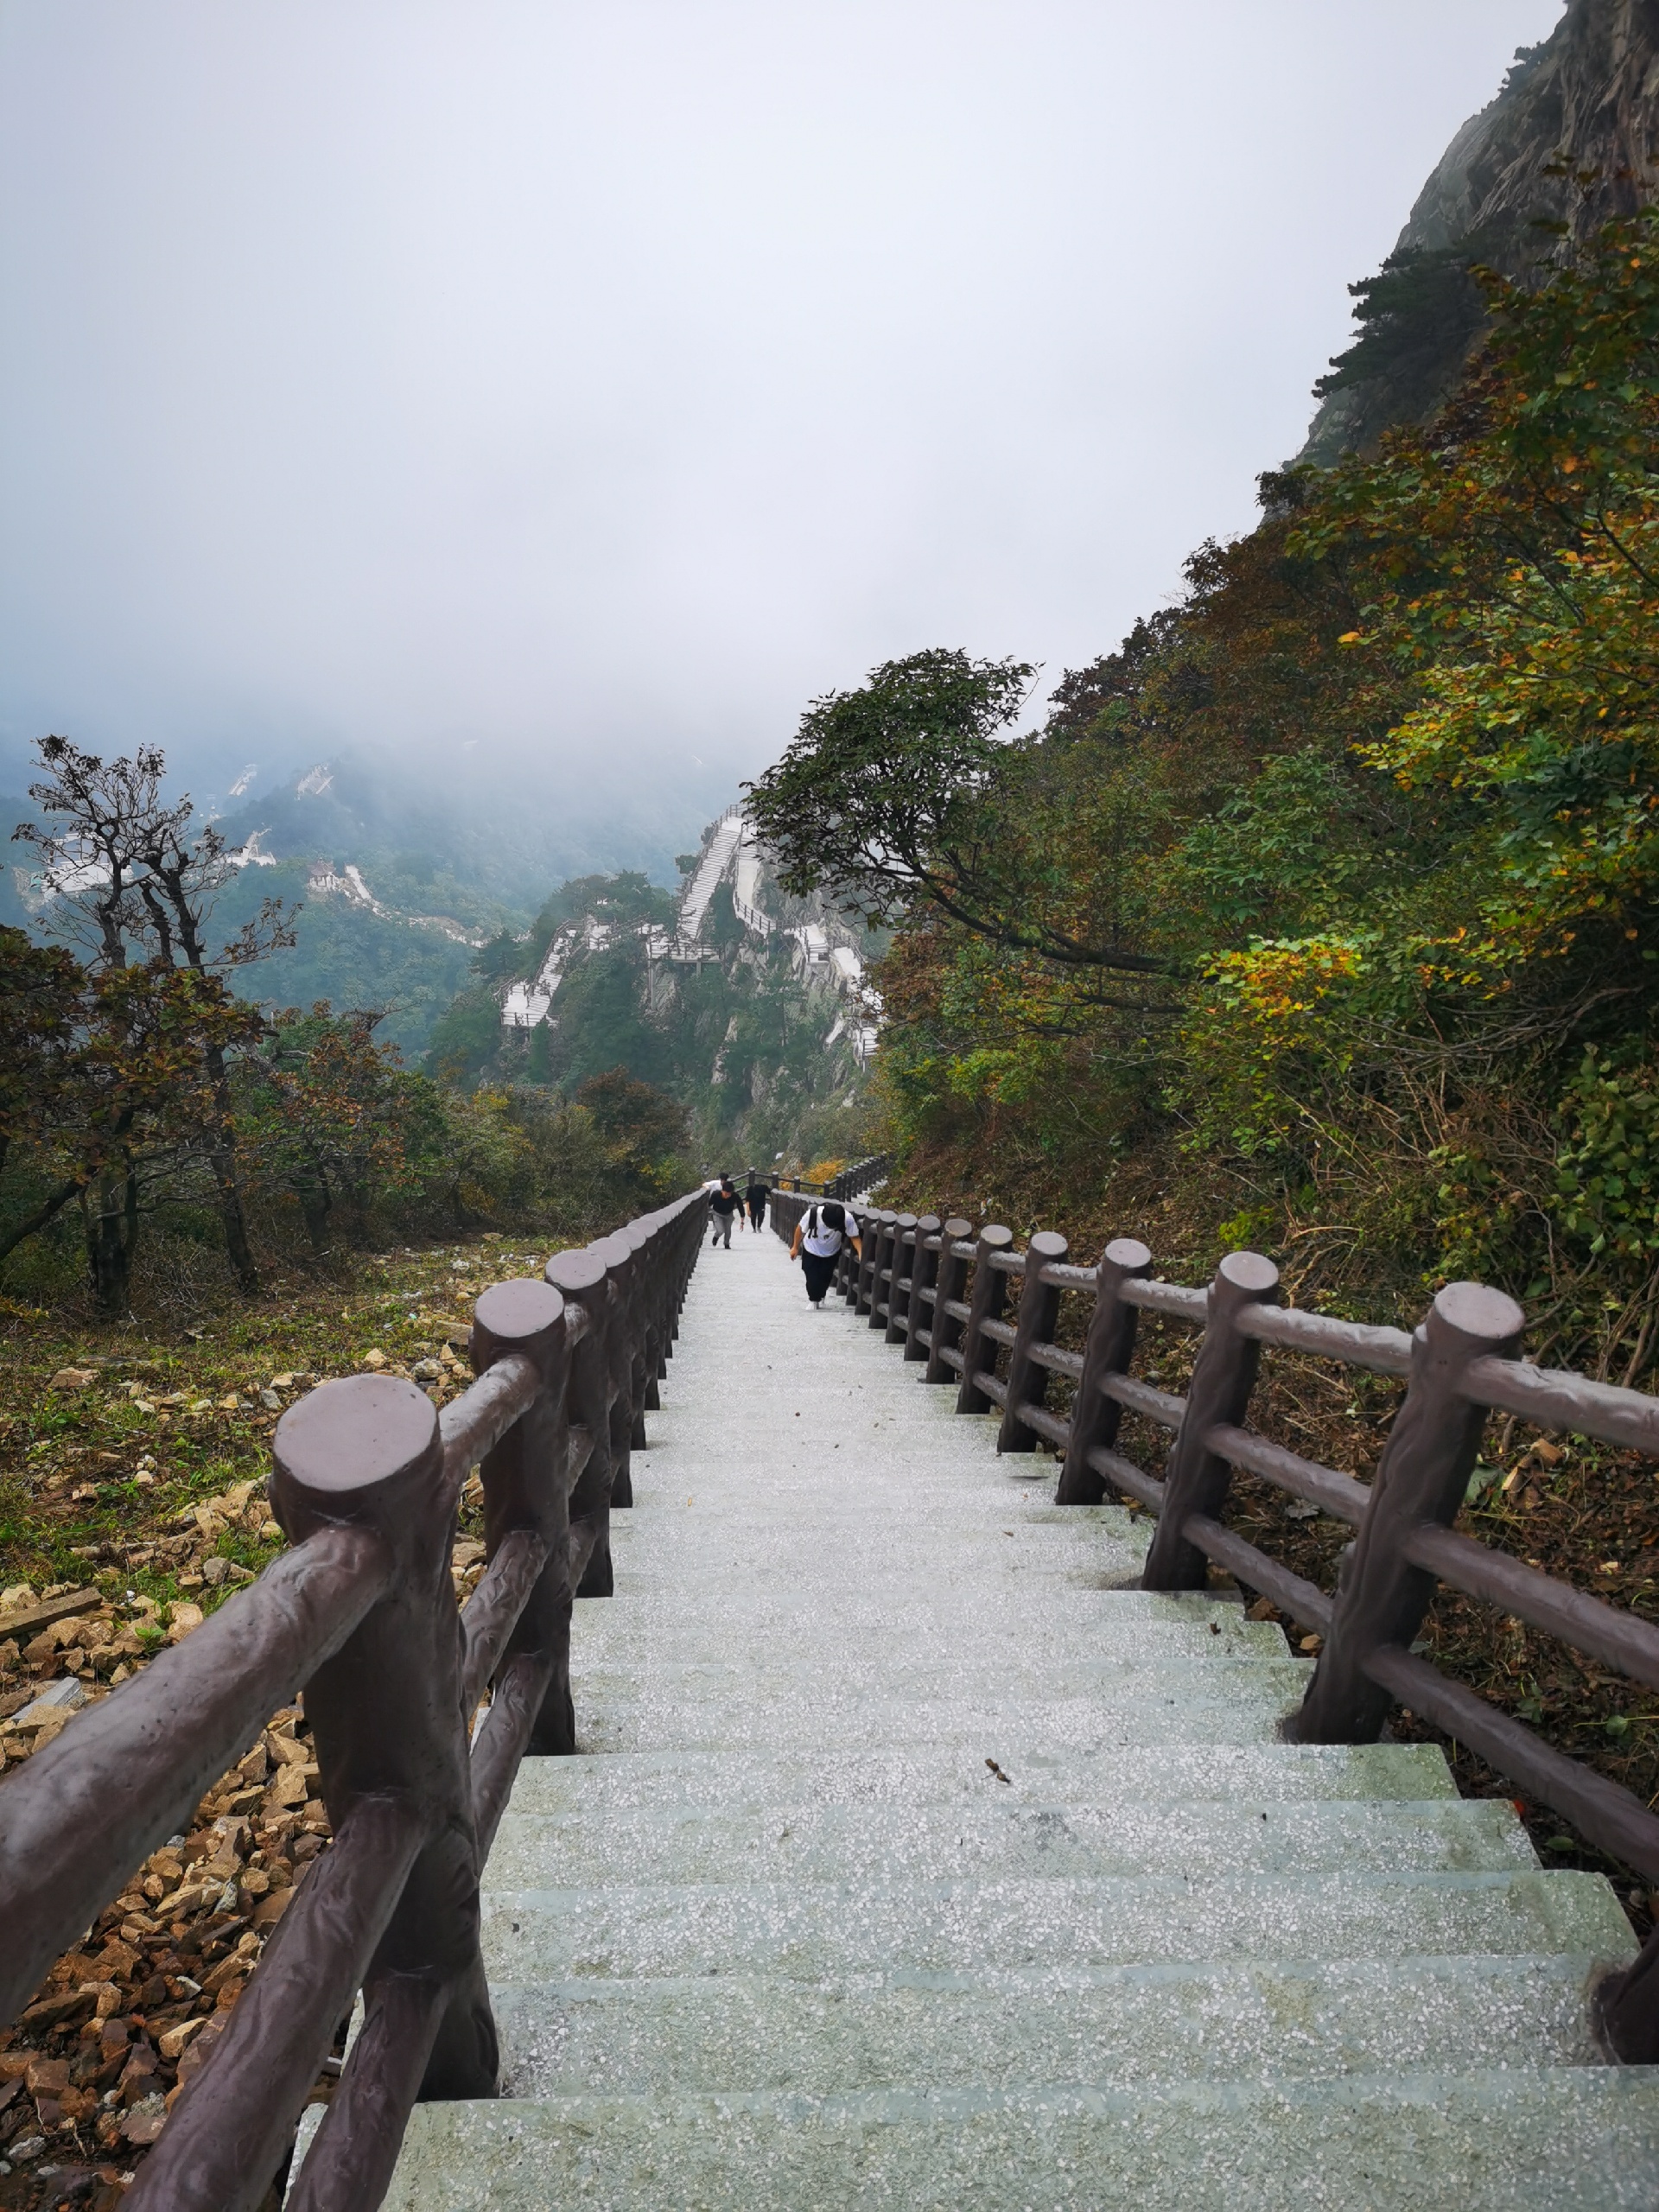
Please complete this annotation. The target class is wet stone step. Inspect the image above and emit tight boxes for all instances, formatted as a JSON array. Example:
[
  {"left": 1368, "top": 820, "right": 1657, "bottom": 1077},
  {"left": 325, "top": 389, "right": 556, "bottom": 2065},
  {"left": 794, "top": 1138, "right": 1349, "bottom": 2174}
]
[
  {"left": 479, "top": 1869, "right": 1634, "bottom": 1982},
  {"left": 489, "top": 1954, "right": 1610, "bottom": 2097},
  {"left": 377, "top": 2068, "right": 1659, "bottom": 2211},
  {"left": 499, "top": 1740, "right": 1464, "bottom": 1815},
  {"left": 486, "top": 1795, "right": 1536, "bottom": 1890}
]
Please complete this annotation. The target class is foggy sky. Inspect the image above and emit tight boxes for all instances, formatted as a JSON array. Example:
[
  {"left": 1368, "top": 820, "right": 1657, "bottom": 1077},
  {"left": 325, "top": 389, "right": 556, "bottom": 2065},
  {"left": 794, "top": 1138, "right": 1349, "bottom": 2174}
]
[{"left": 0, "top": 1, "right": 1565, "bottom": 830}]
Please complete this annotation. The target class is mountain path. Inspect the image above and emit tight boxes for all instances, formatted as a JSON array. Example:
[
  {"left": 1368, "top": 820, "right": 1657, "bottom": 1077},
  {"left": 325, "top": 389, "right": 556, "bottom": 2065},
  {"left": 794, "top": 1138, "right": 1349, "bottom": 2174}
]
[{"left": 332, "top": 1220, "right": 1659, "bottom": 2207}]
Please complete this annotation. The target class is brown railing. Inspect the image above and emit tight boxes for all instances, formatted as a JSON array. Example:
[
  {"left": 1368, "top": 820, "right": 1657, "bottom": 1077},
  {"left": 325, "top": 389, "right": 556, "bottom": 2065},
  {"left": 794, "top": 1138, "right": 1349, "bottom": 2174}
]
[
  {"left": 773, "top": 1153, "right": 891, "bottom": 1202},
  {"left": 0, "top": 1188, "right": 709, "bottom": 2211},
  {"left": 770, "top": 1189, "right": 1659, "bottom": 2063}
]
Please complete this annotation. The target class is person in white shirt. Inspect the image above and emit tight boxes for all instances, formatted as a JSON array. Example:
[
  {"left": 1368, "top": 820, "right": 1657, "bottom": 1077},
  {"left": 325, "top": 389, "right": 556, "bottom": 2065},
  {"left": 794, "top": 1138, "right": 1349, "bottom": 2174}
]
[{"left": 789, "top": 1200, "right": 861, "bottom": 1307}]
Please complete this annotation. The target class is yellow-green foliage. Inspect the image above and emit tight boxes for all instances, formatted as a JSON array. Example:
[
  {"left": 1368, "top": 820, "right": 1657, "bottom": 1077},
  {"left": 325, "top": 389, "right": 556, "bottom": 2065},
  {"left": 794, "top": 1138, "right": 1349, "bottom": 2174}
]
[{"left": 865, "top": 213, "right": 1659, "bottom": 1360}]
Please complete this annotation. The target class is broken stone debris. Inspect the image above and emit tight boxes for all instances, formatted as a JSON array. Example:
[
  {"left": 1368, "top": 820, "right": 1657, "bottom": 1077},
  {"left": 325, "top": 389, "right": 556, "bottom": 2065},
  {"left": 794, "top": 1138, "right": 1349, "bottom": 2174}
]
[{"left": 0, "top": 1699, "right": 337, "bottom": 2182}]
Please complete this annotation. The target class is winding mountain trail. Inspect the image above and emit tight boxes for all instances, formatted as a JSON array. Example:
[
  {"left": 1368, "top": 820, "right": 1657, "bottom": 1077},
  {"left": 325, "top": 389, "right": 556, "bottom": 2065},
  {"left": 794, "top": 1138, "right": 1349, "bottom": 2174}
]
[{"left": 372, "top": 1223, "right": 1659, "bottom": 2208}]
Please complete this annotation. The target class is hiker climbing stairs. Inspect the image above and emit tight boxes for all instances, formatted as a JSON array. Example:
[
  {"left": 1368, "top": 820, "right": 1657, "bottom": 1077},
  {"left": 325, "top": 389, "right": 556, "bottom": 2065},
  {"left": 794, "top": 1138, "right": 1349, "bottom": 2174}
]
[{"left": 334, "top": 1227, "right": 1658, "bottom": 2208}]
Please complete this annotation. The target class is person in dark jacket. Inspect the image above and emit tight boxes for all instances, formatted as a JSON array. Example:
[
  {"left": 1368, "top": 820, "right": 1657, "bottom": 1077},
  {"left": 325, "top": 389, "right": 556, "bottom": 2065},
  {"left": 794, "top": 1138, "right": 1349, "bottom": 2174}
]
[
  {"left": 709, "top": 1176, "right": 742, "bottom": 1247},
  {"left": 746, "top": 1177, "right": 768, "bottom": 1230},
  {"left": 789, "top": 1200, "right": 860, "bottom": 1306}
]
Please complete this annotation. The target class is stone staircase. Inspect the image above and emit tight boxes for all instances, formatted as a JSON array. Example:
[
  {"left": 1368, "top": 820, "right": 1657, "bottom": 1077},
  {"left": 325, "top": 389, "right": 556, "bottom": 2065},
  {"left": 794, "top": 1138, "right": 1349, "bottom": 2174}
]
[{"left": 363, "top": 1227, "right": 1659, "bottom": 2207}]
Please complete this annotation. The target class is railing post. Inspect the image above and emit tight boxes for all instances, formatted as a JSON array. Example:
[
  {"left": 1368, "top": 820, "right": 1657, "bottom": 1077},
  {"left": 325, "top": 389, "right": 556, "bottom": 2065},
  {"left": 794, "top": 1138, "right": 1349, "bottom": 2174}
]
[
  {"left": 956, "top": 1224, "right": 1015, "bottom": 1414},
  {"left": 591, "top": 1230, "right": 647, "bottom": 1455},
  {"left": 903, "top": 1215, "right": 942, "bottom": 1362},
  {"left": 997, "top": 1230, "right": 1068, "bottom": 1452},
  {"left": 548, "top": 1248, "right": 622, "bottom": 1605},
  {"left": 886, "top": 1213, "right": 918, "bottom": 1344},
  {"left": 868, "top": 1211, "right": 897, "bottom": 1330},
  {"left": 625, "top": 1229, "right": 654, "bottom": 1446},
  {"left": 925, "top": 1217, "right": 974, "bottom": 1383},
  {"left": 1141, "top": 1251, "right": 1281, "bottom": 1591},
  {"left": 1055, "top": 1237, "right": 1152, "bottom": 1503},
  {"left": 854, "top": 1209, "right": 879, "bottom": 1314},
  {"left": 1287, "top": 1281, "right": 1522, "bottom": 1744},
  {"left": 128, "top": 1377, "right": 470, "bottom": 2212},
  {"left": 474, "top": 1279, "right": 577, "bottom": 1752},
  {"left": 257, "top": 1379, "right": 495, "bottom": 2212},
  {"left": 836, "top": 1207, "right": 859, "bottom": 1300}
]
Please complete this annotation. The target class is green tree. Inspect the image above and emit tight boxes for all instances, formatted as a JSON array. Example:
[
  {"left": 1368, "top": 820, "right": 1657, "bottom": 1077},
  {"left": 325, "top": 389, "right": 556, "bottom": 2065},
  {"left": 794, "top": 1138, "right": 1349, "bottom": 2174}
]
[
  {"left": 14, "top": 736, "right": 292, "bottom": 1292},
  {"left": 238, "top": 1005, "right": 422, "bottom": 1250}
]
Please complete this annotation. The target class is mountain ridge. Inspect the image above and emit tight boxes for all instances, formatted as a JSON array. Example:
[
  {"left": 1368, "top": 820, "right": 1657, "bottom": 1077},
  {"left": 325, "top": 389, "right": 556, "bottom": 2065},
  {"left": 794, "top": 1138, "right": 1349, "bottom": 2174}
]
[{"left": 1302, "top": 0, "right": 1659, "bottom": 462}]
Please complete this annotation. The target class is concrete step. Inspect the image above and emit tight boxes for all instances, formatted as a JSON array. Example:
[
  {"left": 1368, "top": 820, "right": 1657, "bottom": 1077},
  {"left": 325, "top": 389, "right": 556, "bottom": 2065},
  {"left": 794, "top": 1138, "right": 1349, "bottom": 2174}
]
[
  {"left": 606, "top": 1528, "right": 1149, "bottom": 1571},
  {"left": 367, "top": 2068, "right": 1659, "bottom": 2209},
  {"left": 486, "top": 1796, "right": 1536, "bottom": 1890},
  {"left": 569, "top": 1656, "right": 1318, "bottom": 1753},
  {"left": 574, "top": 1687, "right": 1306, "bottom": 1753},
  {"left": 601, "top": 1559, "right": 1161, "bottom": 1603},
  {"left": 489, "top": 1955, "right": 1609, "bottom": 2097},
  {"left": 571, "top": 1655, "right": 1313, "bottom": 1700},
  {"left": 479, "top": 1869, "right": 1634, "bottom": 1982},
  {"left": 589, "top": 1585, "right": 1211, "bottom": 1624},
  {"left": 500, "top": 1741, "right": 1463, "bottom": 1815},
  {"left": 611, "top": 1499, "right": 1140, "bottom": 1532},
  {"left": 571, "top": 1589, "right": 1287, "bottom": 1662}
]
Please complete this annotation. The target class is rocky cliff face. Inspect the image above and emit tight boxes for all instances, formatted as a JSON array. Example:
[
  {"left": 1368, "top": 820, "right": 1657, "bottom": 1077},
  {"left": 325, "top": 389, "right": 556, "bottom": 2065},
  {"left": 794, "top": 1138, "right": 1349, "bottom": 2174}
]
[{"left": 1302, "top": 0, "right": 1659, "bottom": 461}]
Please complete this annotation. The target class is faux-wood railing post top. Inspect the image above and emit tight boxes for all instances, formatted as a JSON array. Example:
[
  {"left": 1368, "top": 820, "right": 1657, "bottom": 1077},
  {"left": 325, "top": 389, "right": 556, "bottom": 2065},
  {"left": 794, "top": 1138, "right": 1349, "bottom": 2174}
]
[
  {"left": 274, "top": 1374, "right": 441, "bottom": 1503},
  {"left": 1103, "top": 1236, "right": 1153, "bottom": 1272},
  {"left": 474, "top": 1279, "right": 566, "bottom": 1370},
  {"left": 1028, "top": 1230, "right": 1068, "bottom": 1261},
  {"left": 475, "top": 1277, "right": 564, "bottom": 1339},
  {"left": 977, "top": 1223, "right": 1014, "bottom": 1249},
  {"left": 1215, "top": 1249, "right": 1280, "bottom": 1300},
  {"left": 1429, "top": 1279, "right": 1525, "bottom": 1353},
  {"left": 895, "top": 1211, "right": 918, "bottom": 1229},
  {"left": 916, "top": 1212, "right": 942, "bottom": 1230},
  {"left": 944, "top": 1215, "right": 973, "bottom": 1238},
  {"left": 545, "top": 1248, "right": 609, "bottom": 1295}
]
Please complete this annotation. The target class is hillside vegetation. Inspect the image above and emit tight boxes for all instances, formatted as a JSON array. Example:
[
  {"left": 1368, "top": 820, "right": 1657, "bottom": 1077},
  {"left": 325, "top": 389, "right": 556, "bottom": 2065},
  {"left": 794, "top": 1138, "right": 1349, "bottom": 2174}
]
[{"left": 758, "top": 213, "right": 1659, "bottom": 1388}]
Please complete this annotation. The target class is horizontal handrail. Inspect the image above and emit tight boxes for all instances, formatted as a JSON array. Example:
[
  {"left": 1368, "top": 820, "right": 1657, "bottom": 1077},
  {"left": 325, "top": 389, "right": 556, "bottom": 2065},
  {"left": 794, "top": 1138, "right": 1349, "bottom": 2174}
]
[
  {"left": 1235, "top": 1303, "right": 1414, "bottom": 1376},
  {"left": 0, "top": 1522, "right": 390, "bottom": 2025},
  {"left": 1402, "top": 1521, "right": 1659, "bottom": 1692},
  {"left": 1029, "top": 1340, "right": 1084, "bottom": 1381},
  {"left": 1121, "top": 1278, "right": 1208, "bottom": 1322},
  {"left": 439, "top": 1349, "right": 542, "bottom": 1500},
  {"left": 1364, "top": 1644, "right": 1659, "bottom": 1881},
  {"left": 1103, "top": 1373, "right": 1186, "bottom": 1430},
  {"left": 1206, "top": 1424, "right": 1370, "bottom": 1525},
  {"left": 1465, "top": 1352, "right": 1659, "bottom": 1454}
]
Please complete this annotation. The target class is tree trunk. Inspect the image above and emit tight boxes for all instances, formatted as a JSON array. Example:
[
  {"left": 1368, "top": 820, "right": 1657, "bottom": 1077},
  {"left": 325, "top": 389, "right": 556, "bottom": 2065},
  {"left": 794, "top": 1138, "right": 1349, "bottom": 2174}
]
[
  {"left": 298, "top": 1182, "right": 332, "bottom": 1254},
  {"left": 84, "top": 1171, "right": 138, "bottom": 1318},
  {"left": 202, "top": 1039, "right": 257, "bottom": 1295},
  {"left": 0, "top": 1176, "right": 85, "bottom": 1269}
]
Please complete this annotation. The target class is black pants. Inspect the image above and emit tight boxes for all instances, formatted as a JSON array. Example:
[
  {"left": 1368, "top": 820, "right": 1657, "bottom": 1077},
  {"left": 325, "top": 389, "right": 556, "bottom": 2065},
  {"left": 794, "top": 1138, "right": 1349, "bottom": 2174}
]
[
  {"left": 802, "top": 1251, "right": 837, "bottom": 1303},
  {"left": 747, "top": 1199, "right": 766, "bottom": 1229}
]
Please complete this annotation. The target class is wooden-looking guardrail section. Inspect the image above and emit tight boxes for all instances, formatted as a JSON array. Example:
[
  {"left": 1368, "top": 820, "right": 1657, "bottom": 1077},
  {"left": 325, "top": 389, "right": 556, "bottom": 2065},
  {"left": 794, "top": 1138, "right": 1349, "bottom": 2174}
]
[
  {"left": 772, "top": 1153, "right": 891, "bottom": 1202},
  {"left": 0, "top": 1189, "right": 708, "bottom": 2212},
  {"left": 769, "top": 1188, "right": 1659, "bottom": 2063}
]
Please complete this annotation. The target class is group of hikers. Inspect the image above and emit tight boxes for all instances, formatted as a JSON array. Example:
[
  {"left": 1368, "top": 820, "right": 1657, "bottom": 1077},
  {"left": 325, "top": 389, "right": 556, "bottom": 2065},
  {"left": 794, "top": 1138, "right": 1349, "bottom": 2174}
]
[
  {"left": 706, "top": 1172, "right": 861, "bottom": 1309},
  {"left": 707, "top": 1173, "right": 769, "bottom": 1245}
]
